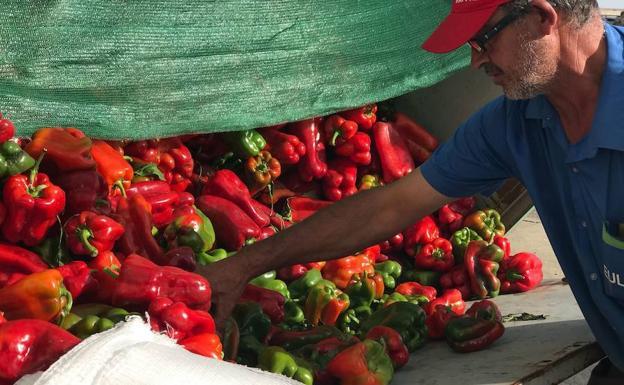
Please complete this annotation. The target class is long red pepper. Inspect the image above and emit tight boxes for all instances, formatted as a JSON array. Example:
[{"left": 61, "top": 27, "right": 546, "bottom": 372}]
[
  {"left": 289, "top": 118, "right": 327, "bottom": 181},
  {"left": 197, "top": 195, "right": 260, "bottom": 250},
  {"left": 373, "top": 121, "right": 414, "bottom": 184}
]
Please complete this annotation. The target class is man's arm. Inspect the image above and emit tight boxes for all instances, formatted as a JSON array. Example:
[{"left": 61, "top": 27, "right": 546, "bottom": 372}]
[{"left": 198, "top": 167, "right": 452, "bottom": 326}]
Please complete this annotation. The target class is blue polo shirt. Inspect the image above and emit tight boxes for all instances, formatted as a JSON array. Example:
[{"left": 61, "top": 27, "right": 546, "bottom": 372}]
[{"left": 421, "top": 22, "right": 624, "bottom": 368}]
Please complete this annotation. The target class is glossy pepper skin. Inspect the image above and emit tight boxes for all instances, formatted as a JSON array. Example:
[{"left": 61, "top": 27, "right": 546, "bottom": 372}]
[
  {"left": 463, "top": 209, "right": 506, "bottom": 241},
  {"left": 499, "top": 252, "right": 543, "bottom": 293},
  {"left": 245, "top": 150, "right": 281, "bottom": 194},
  {"left": 202, "top": 169, "right": 270, "bottom": 227},
  {"left": 414, "top": 237, "right": 454, "bottom": 272},
  {"left": 148, "top": 296, "right": 216, "bottom": 340},
  {"left": 464, "top": 241, "right": 501, "bottom": 299},
  {"left": 180, "top": 332, "right": 223, "bottom": 360},
  {"left": 0, "top": 115, "right": 15, "bottom": 143},
  {"left": 427, "top": 304, "right": 459, "bottom": 340},
  {"left": 91, "top": 140, "right": 133, "bottom": 193},
  {"left": 358, "top": 174, "right": 381, "bottom": 190},
  {"left": 163, "top": 206, "right": 215, "bottom": 253},
  {"left": 439, "top": 265, "right": 472, "bottom": 300},
  {"left": 326, "top": 339, "right": 394, "bottom": 385},
  {"left": 403, "top": 215, "right": 440, "bottom": 257},
  {"left": 374, "top": 261, "right": 402, "bottom": 290},
  {"left": 493, "top": 234, "right": 512, "bottom": 260},
  {"left": 240, "top": 284, "right": 286, "bottom": 324},
  {"left": 340, "top": 104, "right": 378, "bottom": 131},
  {"left": 373, "top": 121, "right": 414, "bottom": 184},
  {"left": 0, "top": 140, "right": 35, "bottom": 178},
  {"left": 64, "top": 304, "right": 135, "bottom": 339},
  {"left": 322, "top": 253, "right": 374, "bottom": 289},
  {"left": 257, "top": 346, "right": 314, "bottom": 385},
  {"left": 222, "top": 129, "right": 266, "bottom": 158},
  {"left": 359, "top": 302, "right": 427, "bottom": 352},
  {"left": 114, "top": 193, "right": 165, "bottom": 263},
  {"left": 197, "top": 194, "right": 260, "bottom": 250},
  {"left": 423, "top": 288, "right": 465, "bottom": 316},
  {"left": 304, "top": 279, "right": 350, "bottom": 326},
  {"left": 290, "top": 118, "right": 327, "bottom": 182},
  {"left": 445, "top": 299, "right": 505, "bottom": 353},
  {"left": 395, "top": 281, "right": 437, "bottom": 302},
  {"left": 25, "top": 127, "right": 95, "bottom": 172},
  {"left": 0, "top": 319, "right": 80, "bottom": 384},
  {"left": 0, "top": 269, "right": 72, "bottom": 322},
  {"left": 334, "top": 131, "right": 372, "bottom": 166},
  {"left": 260, "top": 125, "right": 307, "bottom": 165},
  {"left": 365, "top": 325, "right": 409, "bottom": 369},
  {"left": 292, "top": 335, "right": 359, "bottom": 384},
  {"left": 450, "top": 227, "right": 483, "bottom": 263},
  {"left": 87, "top": 251, "right": 121, "bottom": 303},
  {"left": 65, "top": 211, "right": 124, "bottom": 257},
  {"left": 57, "top": 261, "right": 95, "bottom": 300},
  {"left": 277, "top": 261, "right": 325, "bottom": 283},
  {"left": 322, "top": 158, "right": 358, "bottom": 201},
  {"left": 3, "top": 156, "right": 66, "bottom": 247},
  {"left": 249, "top": 271, "right": 290, "bottom": 299},
  {"left": 437, "top": 204, "right": 464, "bottom": 237},
  {"left": 288, "top": 268, "right": 323, "bottom": 302},
  {"left": 345, "top": 272, "right": 379, "bottom": 310},
  {"left": 0, "top": 242, "right": 47, "bottom": 288},
  {"left": 112, "top": 254, "right": 212, "bottom": 312},
  {"left": 284, "top": 196, "right": 332, "bottom": 223},
  {"left": 323, "top": 114, "right": 358, "bottom": 146},
  {"left": 124, "top": 180, "right": 189, "bottom": 228}
]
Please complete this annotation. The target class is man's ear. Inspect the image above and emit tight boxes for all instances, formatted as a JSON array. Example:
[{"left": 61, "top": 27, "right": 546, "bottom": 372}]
[{"left": 530, "top": 0, "right": 558, "bottom": 36}]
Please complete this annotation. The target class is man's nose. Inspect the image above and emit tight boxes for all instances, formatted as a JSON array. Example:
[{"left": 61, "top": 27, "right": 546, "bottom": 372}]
[{"left": 470, "top": 48, "right": 489, "bottom": 70}]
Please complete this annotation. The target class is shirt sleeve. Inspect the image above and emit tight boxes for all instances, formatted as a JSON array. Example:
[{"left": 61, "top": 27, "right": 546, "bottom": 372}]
[{"left": 420, "top": 96, "right": 515, "bottom": 198}]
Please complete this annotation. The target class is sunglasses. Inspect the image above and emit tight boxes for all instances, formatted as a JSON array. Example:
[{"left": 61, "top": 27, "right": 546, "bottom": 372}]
[{"left": 467, "top": 6, "right": 530, "bottom": 53}]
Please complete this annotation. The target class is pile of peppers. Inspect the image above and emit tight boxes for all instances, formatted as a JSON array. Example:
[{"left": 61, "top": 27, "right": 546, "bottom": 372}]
[{"left": 0, "top": 108, "right": 542, "bottom": 385}]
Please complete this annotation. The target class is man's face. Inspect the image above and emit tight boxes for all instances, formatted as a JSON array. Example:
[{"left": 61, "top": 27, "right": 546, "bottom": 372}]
[{"left": 471, "top": 7, "right": 558, "bottom": 99}]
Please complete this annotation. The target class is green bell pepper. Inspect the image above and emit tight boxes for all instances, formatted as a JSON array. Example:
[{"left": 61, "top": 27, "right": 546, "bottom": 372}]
[
  {"left": 281, "top": 300, "right": 305, "bottom": 327},
  {"left": 450, "top": 227, "right": 483, "bottom": 263},
  {"left": 374, "top": 261, "right": 402, "bottom": 290},
  {"left": 400, "top": 269, "right": 441, "bottom": 288},
  {"left": 345, "top": 273, "right": 376, "bottom": 309},
  {"left": 288, "top": 268, "right": 323, "bottom": 303},
  {"left": 63, "top": 304, "right": 135, "bottom": 339},
  {"left": 463, "top": 209, "right": 506, "bottom": 241},
  {"left": 232, "top": 302, "right": 272, "bottom": 366},
  {"left": 197, "top": 248, "right": 228, "bottom": 265},
  {"left": 0, "top": 141, "right": 36, "bottom": 178},
  {"left": 250, "top": 271, "right": 290, "bottom": 299},
  {"left": 222, "top": 129, "right": 267, "bottom": 158},
  {"left": 337, "top": 306, "right": 372, "bottom": 335},
  {"left": 258, "top": 346, "right": 313, "bottom": 385},
  {"left": 359, "top": 302, "right": 427, "bottom": 352}
]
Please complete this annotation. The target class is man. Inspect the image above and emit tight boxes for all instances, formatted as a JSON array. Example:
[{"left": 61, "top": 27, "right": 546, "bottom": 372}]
[{"left": 200, "top": 0, "right": 624, "bottom": 382}]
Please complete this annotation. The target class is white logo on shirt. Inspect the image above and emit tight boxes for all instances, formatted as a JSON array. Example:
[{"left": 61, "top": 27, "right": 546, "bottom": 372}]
[{"left": 604, "top": 264, "right": 624, "bottom": 287}]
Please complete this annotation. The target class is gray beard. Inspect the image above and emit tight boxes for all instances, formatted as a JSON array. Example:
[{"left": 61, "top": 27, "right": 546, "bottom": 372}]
[{"left": 503, "top": 37, "right": 558, "bottom": 100}]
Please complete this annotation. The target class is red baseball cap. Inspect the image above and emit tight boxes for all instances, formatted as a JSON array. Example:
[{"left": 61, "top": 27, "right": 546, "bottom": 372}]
[{"left": 422, "top": 0, "right": 512, "bottom": 53}]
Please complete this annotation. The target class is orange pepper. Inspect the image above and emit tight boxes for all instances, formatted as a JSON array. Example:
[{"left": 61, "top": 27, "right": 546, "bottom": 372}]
[
  {"left": 180, "top": 332, "right": 223, "bottom": 360},
  {"left": 25, "top": 127, "right": 95, "bottom": 172},
  {"left": 322, "top": 254, "right": 374, "bottom": 289},
  {"left": 91, "top": 140, "right": 133, "bottom": 192}
]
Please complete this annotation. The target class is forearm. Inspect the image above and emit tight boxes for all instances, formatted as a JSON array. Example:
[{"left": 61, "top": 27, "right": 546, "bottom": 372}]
[{"left": 238, "top": 168, "right": 450, "bottom": 277}]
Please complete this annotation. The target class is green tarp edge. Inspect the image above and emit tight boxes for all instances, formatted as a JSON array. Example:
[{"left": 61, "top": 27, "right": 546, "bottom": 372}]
[{"left": 0, "top": 0, "right": 468, "bottom": 139}]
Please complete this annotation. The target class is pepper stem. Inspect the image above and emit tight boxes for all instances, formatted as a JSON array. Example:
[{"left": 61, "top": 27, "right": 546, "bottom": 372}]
[
  {"left": 506, "top": 271, "right": 525, "bottom": 282},
  {"left": 330, "top": 130, "right": 341, "bottom": 146},
  {"left": 27, "top": 151, "right": 48, "bottom": 197},
  {"left": 78, "top": 227, "right": 99, "bottom": 257},
  {"left": 112, "top": 179, "right": 127, "bottom": 197}
]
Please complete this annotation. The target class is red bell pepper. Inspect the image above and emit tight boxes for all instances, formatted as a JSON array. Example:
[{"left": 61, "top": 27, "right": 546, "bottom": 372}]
[
  {"left": 245, "top": 150, "right": 282, "bottom": 195},
  {"left": 437, "top": 204, "right": 464, "bottom": 237},
  {"left": 112, "top": 254, "right": 211, "bottom": 311},
  {"left": 449, "top": 197, "right": 476, "bottom": 216},
  {"left": 125, "top": 180, "right": 189, "bottom": 228},
  {"left": 340, "top": 104, "right": 378, "bottom": 131},
  {"left": 197, "top": 194, "right": 261, "bottom": 250},
  {"left": 277, "top": 261, "right": 326, "bottom": 282},
  {"left": 240, "top": 284, "right": 285, "bottom": 324},
  {"left": 391, "top": 111, "right": 439, "bottom": 151},
  {"left": 0, "top": 114, "right": 15, "bottom": 143},
  {"left": 499, "top": 252, "right": 543, "bottom": 293},
  {"left": 373, "top": 121, "right": 414, "bottom": 184},
  {"left": 57, "top": 261, "right": 95, "bottom": 300},
  {"left": 323, "top": 114, "right": 358, "bottom": 146},
  {"left": 148, "top": 297, "right": 216, "bottom": 340},
  {"left": 202, "top": 169, "right": 269, "bottom": 227},
  {"left": 25, "top": 127, "right": 95, "bottom": 172},
  {"left": 395, "top": 282, "right": 437, "bottom": 302},
  {"left": 65, "top": 211, "right": 125, "bottom": 257},
  {"left": 423, "top": 288, "right": 465, "bottom": 316},
  {"left": 0, "top": 269, "right": 72, "bottom": 322},
  {"left": 365, "top": 325, "right": 409, "bottom": 369},
  {"left": 403, "top": 215, "right": 440, "bottom": 257},
  {"left": 260, "top": 125, "right": 307, "bottom": 165},
  {"left": 180, "top": 332, "right": 223, "bottom": 360},
  {"left": 0, "top": 319, "right": 80, "bottom": 384},
  {"left": 493, "top": 235, "right": 511, "bottom": 260},
  {"left": 322, "top": 158, "right": 358, "bottom": 201},
  {"left": 0, "top": 243, "right": 47, "bottom": 288},
  {"left": 326, "top": 339, "right": 394, "bottom": 385},
  {"left": 466, "top": 299, "right": 502, "bottom": 322},
  {"left": 334, "top": 131, "right": 372, "bottom": 166},
  {"left": 2, "top": 155, "right": 66, "bottom": 247},
  {"left": 445, "top": 300, "right": 505, "bottom": 353},
  {"left": 91, "top": 140, "right": 133, "bottom": 193},
  {"left": 284, "top": 196, "right": 332, "bottom": 223},
  {"left": 55, "top": 169, "right": 109, "bottom": 218},
  {"left": 87, "top": 251, "right": 121, "bottom": 303},
  {"left": 379, "top": 233, "right": 404, "bottom": 254},
  {"left": 289, "top": 118, "right": 327, "bottom": 182},
  {"left": 413, "top": 237, "right": 454, "bottom": 272},
  {"left": 439, "top": 265, "right": 472, "bottom": 300},
  {"left": 426, "top": 304, "right": 459, "bottom": 340},
  {"left": 114, "top": 193, "right": 165, "bottom": 263},
  {"left": 304, "top": 280, "right": 350, "bottom": 326},
  {"left": 464, "top": 241, "right": 501, "bottom": 299},
  {"left": 323, "top": 254, "right": 375, "bottom": 289}
]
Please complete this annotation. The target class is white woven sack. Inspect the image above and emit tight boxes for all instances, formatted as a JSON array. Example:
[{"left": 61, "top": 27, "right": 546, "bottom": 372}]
[{"left": 17, "top": 316, "right": 300, "bottom": 385}]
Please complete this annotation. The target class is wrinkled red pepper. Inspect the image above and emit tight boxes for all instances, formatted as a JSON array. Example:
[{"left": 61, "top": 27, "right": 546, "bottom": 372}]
[
  {"left": 334, "top": 131, "right": 372, "bottom": 166},
  {"left": 395, "top": 281, "right": 437, "bottom": 302},
  {"left": 437, "top": 204, "right": 464, "bottom": 236},
  {"left": 413, "top": 237, "right": 454, "bottom": 272},
  {"left": 112, "top": 254, "right": 212, "bottom": 311},
  {"left": 423, "top": 288, "right": 465, "bottom": 316},
  {"left": 289, "top": 119, "right": 327, "bottom": 182},
  {"left": 323, "top": 254, "right": 375, "bottom": 289},
  {"left": 148, "top": 297, "right": 216, "bottom": 340},
  {"left": 427, "top": 304, "right": 459, "bottom": 340},
  {"left": 57, "top": 261, "right": 95, "bottom": 300},
  {"left": 373, "top": 121, "right": 414, "bottom": 184},
  {"left": 260, "top": 125, "right": 307, "bottom": 165},
  {"left": 240, "top": 284, "right": 285, "bottom": 324},
  {"left": 2, "top": 155, "right": 66, "bottom": 246},
  {"left": 323, "top": 114, "right": 358, "bottom": 146},
  {"left": 499, "top": 252, "right": 543, "bottom": 293},
  {"left": 322, "top": 158, "right": 358, "bottom": 201},
  {"left": 65, "top": 211, "right": 125, "bottom": 257},
  {"left": 197, "top": 195, "right": 260, "bottom": 250},
  {"left": 403, "top": 215, "right": 440, "bottom": 257},
  {"left": 365, "top": 325, "right": 409, "bottom": 369},
  {"left": 340, "top": 104, "right": 378, "bottom": 131},
  {"left": 0, "top": 319, "right": 80, "bottom": 384},
  {"left": 439, "top": 265, "right": 472, "bottom": 300},
  {"left": 202, "top": 169, "right": 269, "bottom": 227},
  {"left": 114, "top": 193, "right": 165, "bottom": 263}
]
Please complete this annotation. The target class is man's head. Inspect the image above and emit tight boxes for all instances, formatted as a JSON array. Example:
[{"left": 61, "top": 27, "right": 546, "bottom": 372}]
[{"left": 423, "top": 0, "right": 600, "bottom": 99}]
